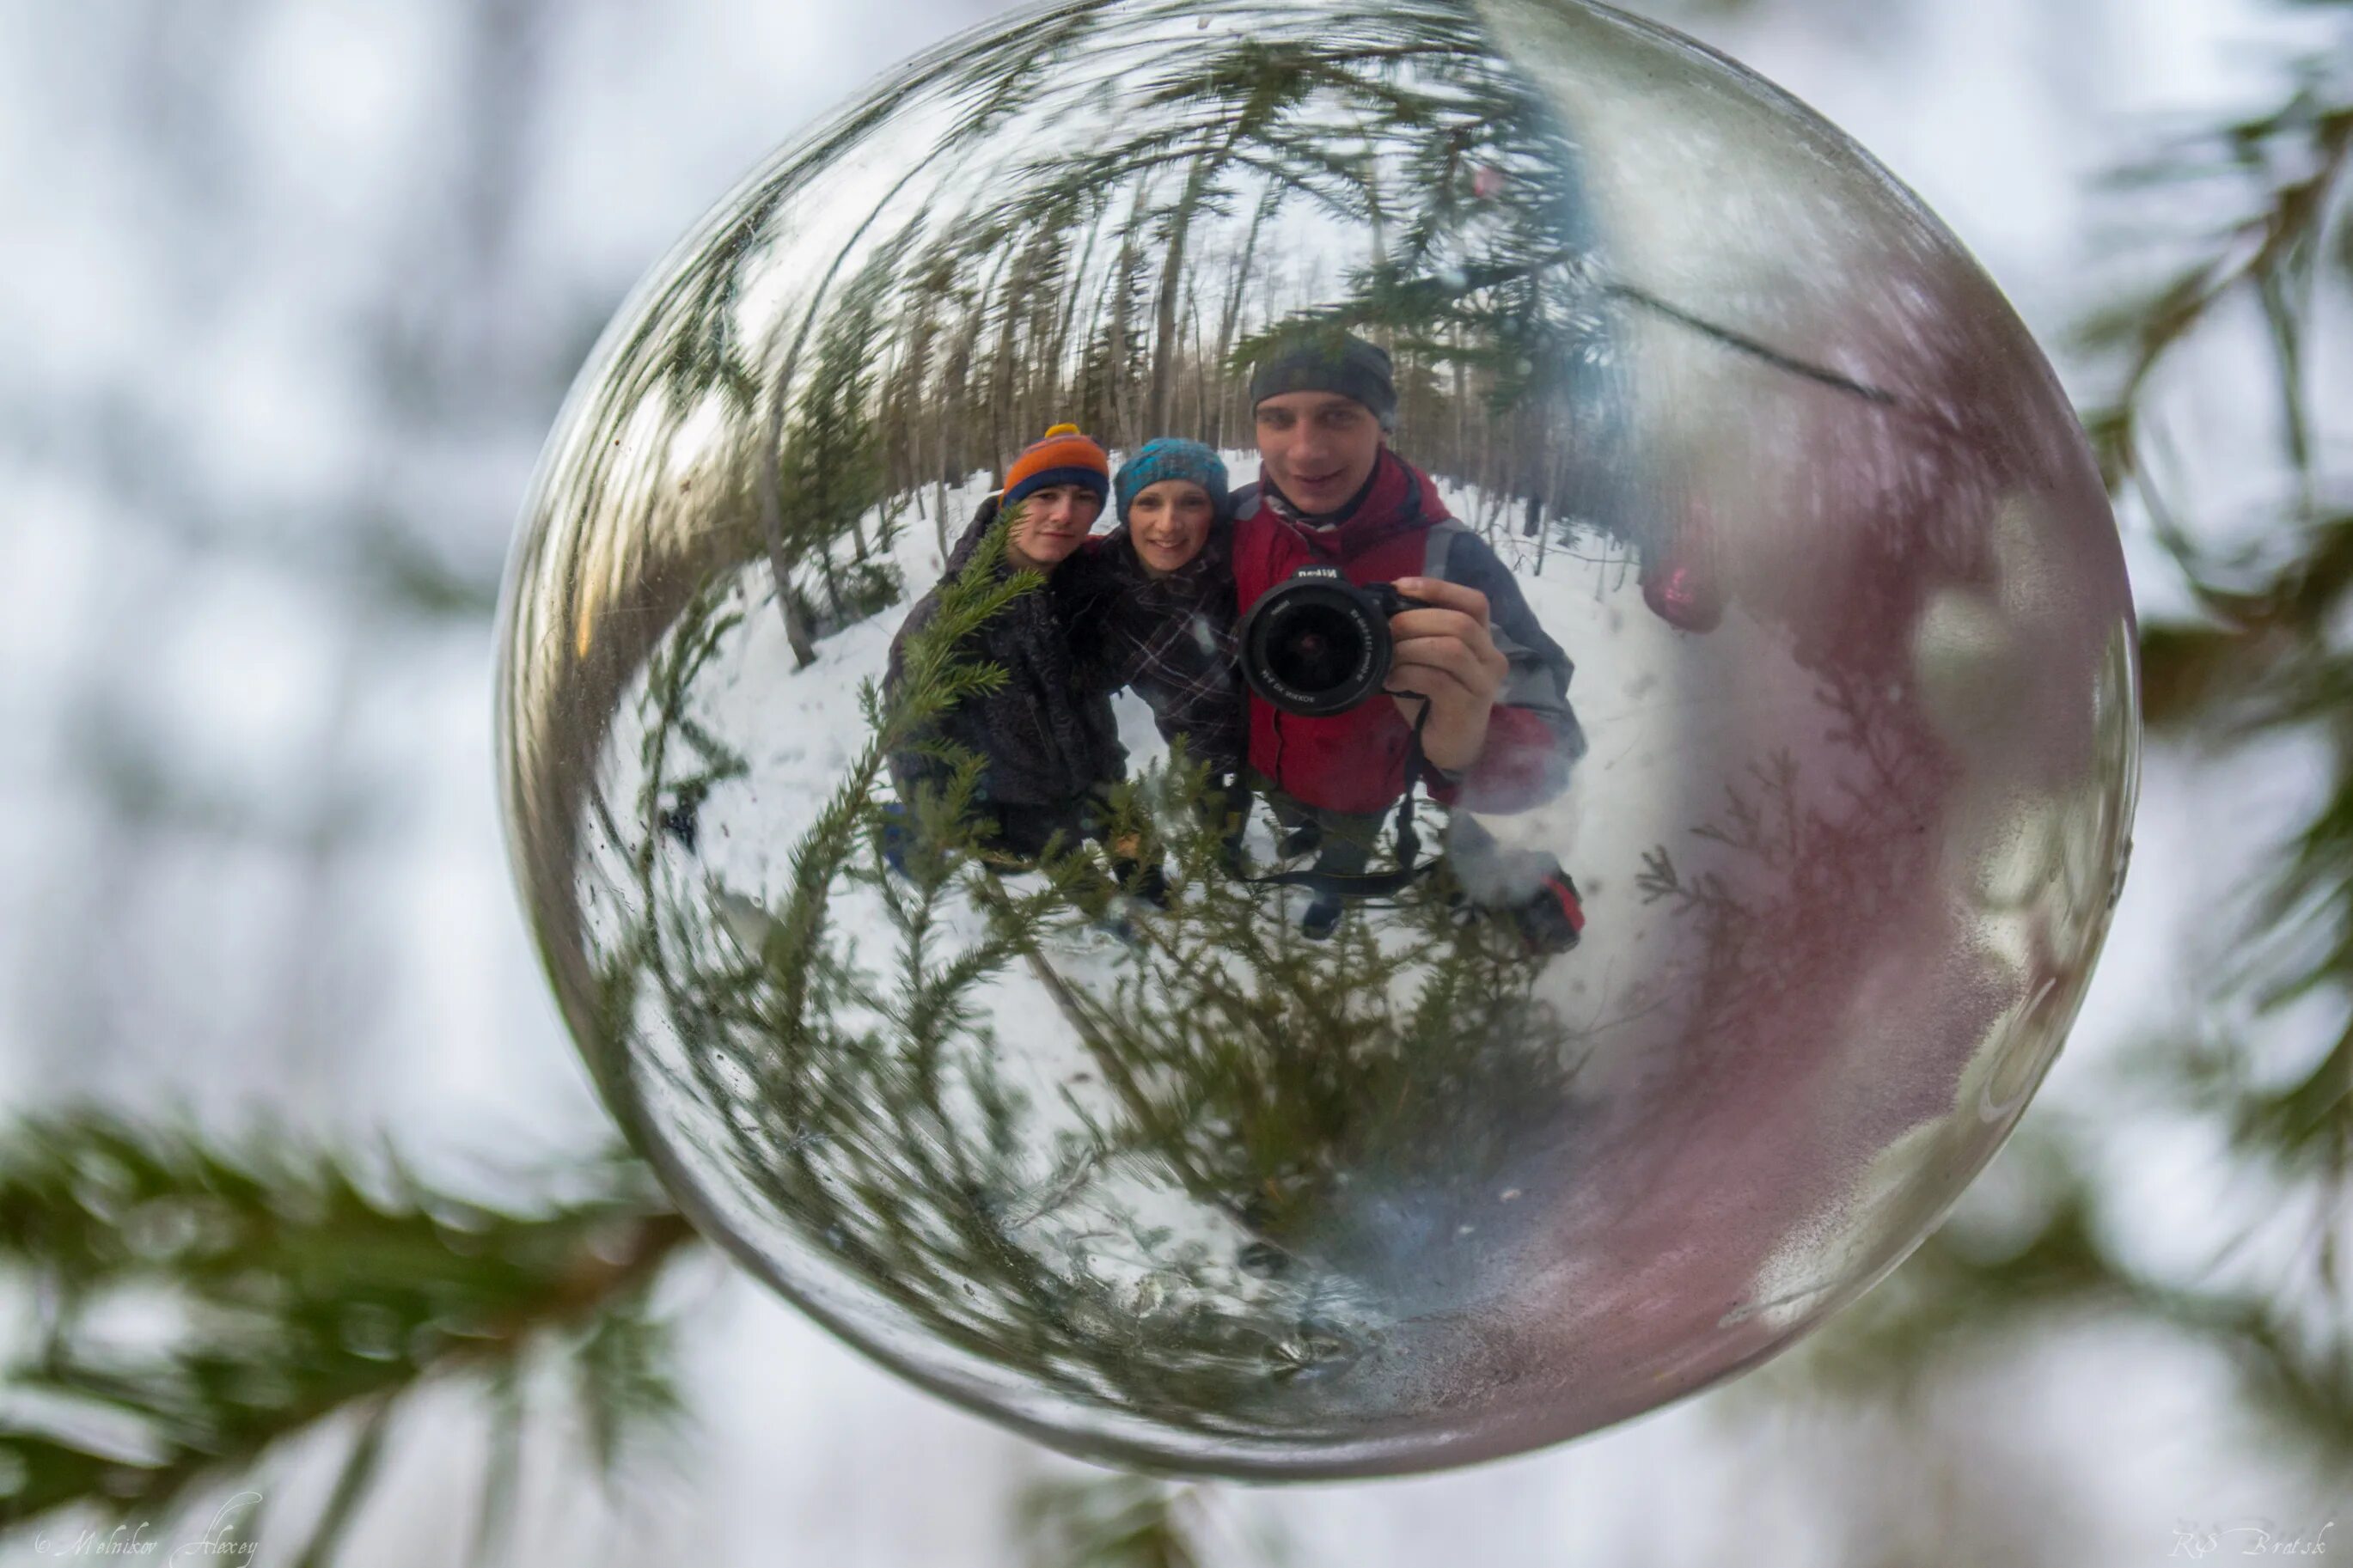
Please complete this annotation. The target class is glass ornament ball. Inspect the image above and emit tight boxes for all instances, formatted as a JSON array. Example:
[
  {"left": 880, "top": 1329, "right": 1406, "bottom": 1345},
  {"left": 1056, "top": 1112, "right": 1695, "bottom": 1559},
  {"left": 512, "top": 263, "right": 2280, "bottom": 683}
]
[{"left": 495, "top": 0, "right": 2137, "bottom": 1479}]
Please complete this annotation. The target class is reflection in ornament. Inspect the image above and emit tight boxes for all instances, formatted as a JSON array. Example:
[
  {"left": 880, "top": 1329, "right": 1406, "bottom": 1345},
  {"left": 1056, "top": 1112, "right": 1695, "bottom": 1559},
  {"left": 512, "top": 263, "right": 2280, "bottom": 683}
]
[{"left": 494, "top": 0, "right": 2138, "bottom": 1478}]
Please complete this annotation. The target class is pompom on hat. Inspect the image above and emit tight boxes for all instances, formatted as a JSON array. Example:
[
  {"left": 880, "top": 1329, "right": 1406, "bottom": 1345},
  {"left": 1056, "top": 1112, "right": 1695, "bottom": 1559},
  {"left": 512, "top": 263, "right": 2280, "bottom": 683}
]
[
  {"left": 1115, "top": 438, "right": 1231, "bottom": 522},
  {"left": 1001, "top": 423, "right": 1111, "bottom": 509}
]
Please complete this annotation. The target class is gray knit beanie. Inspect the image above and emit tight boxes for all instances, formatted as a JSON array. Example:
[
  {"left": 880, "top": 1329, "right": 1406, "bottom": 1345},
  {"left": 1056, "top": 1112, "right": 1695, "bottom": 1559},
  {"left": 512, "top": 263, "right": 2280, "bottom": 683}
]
[{"left": 1249, "top": 331, "right": 1397, "bottom": 430}]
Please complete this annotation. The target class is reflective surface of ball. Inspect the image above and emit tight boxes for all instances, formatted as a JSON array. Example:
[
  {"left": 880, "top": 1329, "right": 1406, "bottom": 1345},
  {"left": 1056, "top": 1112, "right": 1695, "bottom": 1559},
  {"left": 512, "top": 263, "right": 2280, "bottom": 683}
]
[{"left": 497, "top": 0, "right": 2137, "bottom": 1478}]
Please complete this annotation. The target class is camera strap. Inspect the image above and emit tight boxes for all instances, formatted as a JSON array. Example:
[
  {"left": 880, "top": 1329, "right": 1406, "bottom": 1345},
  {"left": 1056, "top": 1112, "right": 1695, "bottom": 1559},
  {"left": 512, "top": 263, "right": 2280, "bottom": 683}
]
[{"left": 1244, "top": 699, "right": 1436, "bottom": 900}]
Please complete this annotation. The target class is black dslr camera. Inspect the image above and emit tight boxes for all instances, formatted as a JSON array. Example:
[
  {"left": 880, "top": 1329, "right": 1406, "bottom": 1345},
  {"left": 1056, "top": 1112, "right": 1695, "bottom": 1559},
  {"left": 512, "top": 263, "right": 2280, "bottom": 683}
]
[{"left": 1237, "top": 566, "right": 1431, "bottom": 717}]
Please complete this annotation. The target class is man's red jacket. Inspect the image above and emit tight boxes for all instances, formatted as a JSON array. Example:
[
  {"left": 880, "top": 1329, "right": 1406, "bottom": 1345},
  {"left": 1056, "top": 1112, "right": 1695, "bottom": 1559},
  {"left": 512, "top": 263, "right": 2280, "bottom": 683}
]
[{"left": 1230, "top": 448, "right": 1584, "bottom": 817}]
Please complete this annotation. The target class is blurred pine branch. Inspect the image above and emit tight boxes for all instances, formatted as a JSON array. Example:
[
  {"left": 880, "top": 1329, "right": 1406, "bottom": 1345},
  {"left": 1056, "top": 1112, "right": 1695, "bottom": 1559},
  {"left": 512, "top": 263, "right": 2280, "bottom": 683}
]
[
  {"left": 1771, "top": 1131, "right": 2353, "bottom": 1467},
  {"left": 0, "top": 1110, "right": 698, "bottom": 1559},
  {"left": 1761, "top": 3, "right": 2353, "bottom": 1527},
  {"left": 2080, "top": 10, "right": 2353, "bottom": 1298},
  {"left": 1016, "top": 1473, "right": 1203, "bottom": 1568}
]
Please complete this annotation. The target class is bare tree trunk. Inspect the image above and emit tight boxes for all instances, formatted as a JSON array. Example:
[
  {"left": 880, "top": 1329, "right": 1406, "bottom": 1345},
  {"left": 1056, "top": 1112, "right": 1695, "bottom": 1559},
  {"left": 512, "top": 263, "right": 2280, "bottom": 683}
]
[
  {"left": 1146, "top": 137, "right": 1221, "bottom": 436},
  {"left": 959, "top": 244, "right": 1014, "bottom": 466},
  {"left": 1105, "top": 255, "right": 1138, "bottom": 450},
  {"left": 817, "top": 548, "right": 846, "bottom": 619},
  {"left": 779, "top": 560, "right": 818, "bottom": 665},
  {"left": 1213, "top": 185, "right": 1280, "bottom": 451},
  {"left": 990, "top": 244, "right": 1034, "bottom": 459},
  {"left": 933, "top": 381, "right": 951, "bottom": 560},
  {"left": 1012, "top": 230, "right": 1060, "bottom": 439},
  {"left": 1045, "top": 207, "right": 1104, "bottom": 424},
  {"left": 1073, "top": 259, "right": 1125, "bottom": 436},
  {"left": 1534, "top": 448, "right": 1569, "bottom": 577},
  {"left": 933, "top": 279, "right": 988, "bottom": 556},
  {"left": 1186, "top": 284, "right": 1208, "bottom": 439},
  {"left": 883, "top": 286, "right": 938, "bottom": 501},
  {"left": 1452, "top": 330, "right": 1468, "bottom": 480},
  {"left": 1476, "top": 416, "right": 1494, "bottom": 540}
]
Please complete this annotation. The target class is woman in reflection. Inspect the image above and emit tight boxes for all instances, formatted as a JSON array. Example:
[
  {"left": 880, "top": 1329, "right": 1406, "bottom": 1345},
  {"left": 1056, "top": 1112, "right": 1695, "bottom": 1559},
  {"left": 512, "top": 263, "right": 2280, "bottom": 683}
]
[
  {"left": 883, "top": 423, "right": 1128, "bottom": 870},
  {"left": 1058, "top": 439, "right": 1254, "bottom": 880}
]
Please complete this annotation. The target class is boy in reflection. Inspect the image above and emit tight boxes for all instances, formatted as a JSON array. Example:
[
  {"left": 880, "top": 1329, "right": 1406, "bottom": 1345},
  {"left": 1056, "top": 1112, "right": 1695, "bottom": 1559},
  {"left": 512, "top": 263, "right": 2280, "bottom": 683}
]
[
  {"left": 1055, "top": 439, "right": 1253, "bottom": 880},
  {"left": 1233, "top": 333, "right": 1588, "bottom": 948},
  {"left": 884, "top": 423, "right": 1130, "bottom": 873}
]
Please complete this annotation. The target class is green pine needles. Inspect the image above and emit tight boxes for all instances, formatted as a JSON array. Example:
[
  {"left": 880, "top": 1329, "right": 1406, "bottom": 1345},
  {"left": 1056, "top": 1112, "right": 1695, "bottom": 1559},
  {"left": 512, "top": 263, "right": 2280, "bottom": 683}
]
[{"left": 583, "top": 506, "right": 1588, "bottom": 1450}]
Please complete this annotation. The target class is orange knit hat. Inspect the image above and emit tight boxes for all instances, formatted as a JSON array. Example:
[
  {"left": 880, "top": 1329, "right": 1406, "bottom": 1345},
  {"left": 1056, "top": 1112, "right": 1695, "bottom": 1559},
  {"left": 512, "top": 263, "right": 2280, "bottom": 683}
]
[{"left": 1001, "top": 423, "right": 1110, "bottom": 508}]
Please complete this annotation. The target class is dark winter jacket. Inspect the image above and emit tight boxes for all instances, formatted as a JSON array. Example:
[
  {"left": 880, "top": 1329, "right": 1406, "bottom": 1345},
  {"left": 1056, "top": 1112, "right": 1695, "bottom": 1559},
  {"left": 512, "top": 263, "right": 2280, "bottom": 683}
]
[
  {"left": 1054, "top": 523, "right": 1246, "bottom": 778},
  {"left": 885, "top": 494, "right": 1124, "bottom": 810},
  {"left": 1230, "top": 448, "right": 1584, "bottom": 816}
]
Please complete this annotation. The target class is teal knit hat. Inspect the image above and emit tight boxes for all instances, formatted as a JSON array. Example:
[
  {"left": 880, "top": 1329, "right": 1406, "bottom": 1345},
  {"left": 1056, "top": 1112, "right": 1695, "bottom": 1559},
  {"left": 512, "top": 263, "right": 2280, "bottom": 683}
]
[{"left": 1115, "top": 439, "right": 1231, "bottom": 522}]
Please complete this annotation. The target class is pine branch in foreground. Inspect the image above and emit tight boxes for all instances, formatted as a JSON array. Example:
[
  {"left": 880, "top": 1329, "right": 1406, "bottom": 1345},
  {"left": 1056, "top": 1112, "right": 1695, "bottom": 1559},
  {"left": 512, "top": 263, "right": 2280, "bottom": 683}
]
[
  {"left": 1738, "top": 1127, "right": 2353, "bottom": 1473},
  {"left": 1013, "top": 1472, "right": 1235, "bottom": 1568},
  {"left": 1718, "top": 20, "right": 2353, "bottom": 1540},
  {"left": 0, "top": 1109, "right": 700, "bottom": 1562},
  {"left": 2080, "top": 20, "right": 2353, "bottom": 1330}
]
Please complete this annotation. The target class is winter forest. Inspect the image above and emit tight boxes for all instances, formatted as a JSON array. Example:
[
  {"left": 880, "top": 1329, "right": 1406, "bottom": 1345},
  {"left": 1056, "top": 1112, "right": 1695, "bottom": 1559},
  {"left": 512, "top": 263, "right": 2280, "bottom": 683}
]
[{"left": 2, "top": 0, "right": 2350, "bottom": 1565}]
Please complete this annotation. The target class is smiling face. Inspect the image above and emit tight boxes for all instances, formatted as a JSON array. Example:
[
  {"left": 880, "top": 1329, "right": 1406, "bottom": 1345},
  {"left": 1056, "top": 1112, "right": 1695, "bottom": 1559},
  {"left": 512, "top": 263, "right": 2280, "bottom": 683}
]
[
  {"left": 1254, "top": 391, "right": 1385, "bottom": 516},
  {"left": 1127, "top": 479, "right": 1218, "bottom": 576},
  {"left": 1003, "top": 483, "right": 1103, "bottom": 570}
]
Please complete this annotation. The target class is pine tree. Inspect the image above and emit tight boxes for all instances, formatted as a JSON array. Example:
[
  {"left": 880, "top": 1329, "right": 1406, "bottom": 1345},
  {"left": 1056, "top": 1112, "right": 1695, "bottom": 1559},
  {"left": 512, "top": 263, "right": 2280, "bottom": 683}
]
[
  {"left": 774, "top": 237, "right": 912, "bottom": 635},
  {"left": 583, "top": 518, "right": 1591, "bottom": 1446}
]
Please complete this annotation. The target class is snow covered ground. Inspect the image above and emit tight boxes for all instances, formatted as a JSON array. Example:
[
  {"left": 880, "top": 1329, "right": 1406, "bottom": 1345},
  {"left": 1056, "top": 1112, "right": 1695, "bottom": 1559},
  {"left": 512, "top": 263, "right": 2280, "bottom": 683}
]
[{"left": 559, "top": 412, "right": 2062, "bottom": 1480}]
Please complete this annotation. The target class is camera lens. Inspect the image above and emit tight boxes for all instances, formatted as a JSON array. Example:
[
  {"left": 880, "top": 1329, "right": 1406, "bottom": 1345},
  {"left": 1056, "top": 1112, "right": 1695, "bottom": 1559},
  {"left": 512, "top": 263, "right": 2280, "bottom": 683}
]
[
  {"left": 1238, "top": 574, "right": 1394, "bottom": 717},
  {"left": 1267, "top": 612, "right": 1361, "bottom": 694}
]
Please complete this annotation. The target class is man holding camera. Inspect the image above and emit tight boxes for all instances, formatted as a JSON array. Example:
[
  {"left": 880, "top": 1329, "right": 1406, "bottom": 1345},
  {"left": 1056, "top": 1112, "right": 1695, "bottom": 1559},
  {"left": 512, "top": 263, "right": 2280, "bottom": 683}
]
[{"left": 1232, "top": 332, "right": 1587, "bottom": 947}]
